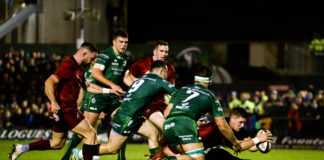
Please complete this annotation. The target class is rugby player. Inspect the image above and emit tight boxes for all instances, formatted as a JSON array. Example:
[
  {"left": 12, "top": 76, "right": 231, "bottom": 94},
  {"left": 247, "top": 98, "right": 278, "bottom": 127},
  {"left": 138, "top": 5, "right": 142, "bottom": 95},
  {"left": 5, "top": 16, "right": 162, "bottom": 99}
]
[
  {"left": 74, "top": 61, "right": 177, "bottom": 159},
  {"left": 62, "top": 30, "right": 129, "bottom": 160},
  {"left": 159, "top": 65, "right": 241, "bottom": 160},
  {"left": 9, "top": 42, "right": 120, "bottom": 160}
]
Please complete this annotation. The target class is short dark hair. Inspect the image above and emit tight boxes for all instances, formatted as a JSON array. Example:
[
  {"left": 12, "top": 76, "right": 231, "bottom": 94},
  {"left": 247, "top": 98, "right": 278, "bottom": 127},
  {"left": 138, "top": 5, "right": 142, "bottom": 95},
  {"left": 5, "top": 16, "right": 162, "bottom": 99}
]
[
  {"left": 113, "top": 29, "right": 128, "bottom": 40},
  {"left": 150, "top": 60, "right": 167, "bottom": 72},
  {"left": 81, "top": 42, "right": 99, "bottom": 53},
  {"left": 230, "top": 107, "right": 248, "bottom": 119},
  {"left": 155, "top": 40, "right": 168, "bottom": 48},
  {"left": 194, "top": 64, "right": 212, "bottom": 78}
]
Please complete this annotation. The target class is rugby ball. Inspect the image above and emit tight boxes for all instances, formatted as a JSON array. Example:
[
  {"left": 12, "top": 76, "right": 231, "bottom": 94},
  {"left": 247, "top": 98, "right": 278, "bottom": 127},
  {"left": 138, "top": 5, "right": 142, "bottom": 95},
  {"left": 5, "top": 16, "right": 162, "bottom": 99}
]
[{"left": 256, "top": 130, "right": 271, "bottom": 153}]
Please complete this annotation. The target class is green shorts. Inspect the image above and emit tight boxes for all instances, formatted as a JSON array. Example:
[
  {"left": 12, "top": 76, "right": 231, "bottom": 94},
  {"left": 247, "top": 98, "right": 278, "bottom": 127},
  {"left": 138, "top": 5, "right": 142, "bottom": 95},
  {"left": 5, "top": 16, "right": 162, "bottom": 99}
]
[
  {"left": 111, "top": 110, "right": 144, "bottom": 136},
  {"left": 163, "top": 116, "right": 202, "bottom": 147},
  {"left": 79, "top": 92, "right": 90, "bottom": 113},
  {"left": 84, "top": 93, "right": 120, "bottom": 114}
]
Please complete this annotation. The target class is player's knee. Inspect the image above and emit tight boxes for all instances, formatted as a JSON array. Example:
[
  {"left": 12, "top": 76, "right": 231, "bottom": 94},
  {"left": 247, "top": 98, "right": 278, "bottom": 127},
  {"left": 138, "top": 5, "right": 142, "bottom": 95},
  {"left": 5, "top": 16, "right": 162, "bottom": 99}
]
[{"left": 50, "top": 140, "right": 65, "bottom": 149}]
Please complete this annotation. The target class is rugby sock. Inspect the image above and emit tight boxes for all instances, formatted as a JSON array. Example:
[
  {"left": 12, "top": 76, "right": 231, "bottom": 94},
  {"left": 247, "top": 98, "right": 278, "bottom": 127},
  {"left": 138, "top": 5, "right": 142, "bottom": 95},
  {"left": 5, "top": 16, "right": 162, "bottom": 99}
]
[
  {"left": 149, "top": 147, "right": 161, "bottom": 157},
  {"left": 61, "top": 133, "right": 82, "bottom": 160},
  {"left": 117, "top": 143, "right": 127, "bottom": 160},
  {"left": 162, "top": 155, "right": 177, "bottom": 160},
  {"left": 28, "top": 140, "right": 50, "bottom": 150},
  {"left": 21, "top": 144, "right": 29, "bottom": 153},
  {"left": 83, "top": 144, "right": 97, "bottom": 160}
]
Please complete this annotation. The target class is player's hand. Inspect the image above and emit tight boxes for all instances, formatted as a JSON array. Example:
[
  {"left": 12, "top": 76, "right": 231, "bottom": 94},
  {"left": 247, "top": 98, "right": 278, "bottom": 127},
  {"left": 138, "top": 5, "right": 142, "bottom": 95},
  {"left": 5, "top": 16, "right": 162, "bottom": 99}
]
[
  {"left": 257, "top": 130, "right": 273, "bottom": 143},
  {"left": 111, "top": 85, "right": 125, "bottom": 95},
  {"left": 50, "top": 102, "right": 61, "bottom": 115},
  {"left": 110, "top": 88, "right": 126, "bottom": 96},
  {"left": 232, "top": 142, "right": 242, "bottom": 156}
]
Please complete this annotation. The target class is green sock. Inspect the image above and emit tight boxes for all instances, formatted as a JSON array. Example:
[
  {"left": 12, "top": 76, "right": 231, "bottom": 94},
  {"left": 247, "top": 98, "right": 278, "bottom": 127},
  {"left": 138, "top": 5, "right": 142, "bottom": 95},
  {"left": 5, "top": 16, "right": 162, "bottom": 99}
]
[
  {"left": 149, "top": 147, "right": 161, "bottom": 157},
  {"left": 163, "top": 155, "right": 177, "bottom": 160},
  {"left": 117, "top": 143, "right": 127, "bottom": 160},
  {"left": 61, "top": 133, "right": 82, "bottom": 160}
]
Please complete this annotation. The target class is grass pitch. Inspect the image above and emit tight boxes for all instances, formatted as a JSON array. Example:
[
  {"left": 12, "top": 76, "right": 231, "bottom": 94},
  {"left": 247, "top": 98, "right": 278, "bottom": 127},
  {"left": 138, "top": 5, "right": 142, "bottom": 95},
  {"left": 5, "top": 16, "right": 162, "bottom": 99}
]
[{"left": 1, "top": 140, "right": 324, "bottom": 160}]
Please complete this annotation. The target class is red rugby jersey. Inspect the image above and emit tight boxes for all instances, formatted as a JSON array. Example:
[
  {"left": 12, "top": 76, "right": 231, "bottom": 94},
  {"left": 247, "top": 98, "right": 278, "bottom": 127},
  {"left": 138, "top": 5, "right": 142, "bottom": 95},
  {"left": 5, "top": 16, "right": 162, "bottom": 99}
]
[{"left": 53, "top": 56, "right": 86, "bottom": 112}]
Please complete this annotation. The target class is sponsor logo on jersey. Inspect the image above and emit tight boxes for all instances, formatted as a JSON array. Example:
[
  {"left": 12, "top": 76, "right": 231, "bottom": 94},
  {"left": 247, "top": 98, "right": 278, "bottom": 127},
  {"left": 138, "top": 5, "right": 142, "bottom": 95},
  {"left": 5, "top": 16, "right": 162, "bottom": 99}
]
[
  {"left": 92, "top": 98, "right": 96, "bottom": 104},
  {"left": 164, "top": 122, "right": 175, "bottom": 130},
  {"left": 175, "top": 102, "right": 190, "bottom": 110},
  {"left": 179, "top": 135, "right": 193, "bottom": 141},
  {"left": 90, "top": 107, "right": 97, "bottom": 111}
]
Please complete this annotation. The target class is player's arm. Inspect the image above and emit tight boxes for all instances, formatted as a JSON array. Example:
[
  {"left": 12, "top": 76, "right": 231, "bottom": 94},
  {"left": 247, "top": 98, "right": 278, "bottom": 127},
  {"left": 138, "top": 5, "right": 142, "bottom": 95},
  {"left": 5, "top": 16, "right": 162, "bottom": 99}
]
[
  {"left": 123, "top": 70, "right": 137, "bottom": 87},
  {"left": 91, "top": 64, "right": 124, "bottom": 93},
  {"left": 214, "top": 117, "right": 242, "bottom": 153},
  {"left": 77, "top": 88, "right": 84, "bottom": 107},
  {"left": 240, "top": 130, "right": 273, "bottom": 152},
  {"left": 85, "top": 80, "right": 125, "bottom": 96},
  {"left": 45, "top": 74, "right": 60, "bottom": 114}
]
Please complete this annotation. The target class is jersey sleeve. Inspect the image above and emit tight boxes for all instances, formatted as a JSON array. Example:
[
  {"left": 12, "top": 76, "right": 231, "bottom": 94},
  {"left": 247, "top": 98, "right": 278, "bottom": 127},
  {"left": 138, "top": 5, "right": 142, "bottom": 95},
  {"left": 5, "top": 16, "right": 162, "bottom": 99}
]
[
  {"left": 129, "top": 60, "right": 144, "bottom": 78},
  {"left": 95, "top": 52, "right": 110, "bottom": 68},
  {"left": 161, "top": 80, "right": 177, "bottom": 96},
  {"left": 54, "top": 60, "right": 72, "bottom": 81},
  {"left": 210, "top": 95, "right": 224, "bottom": 118}
]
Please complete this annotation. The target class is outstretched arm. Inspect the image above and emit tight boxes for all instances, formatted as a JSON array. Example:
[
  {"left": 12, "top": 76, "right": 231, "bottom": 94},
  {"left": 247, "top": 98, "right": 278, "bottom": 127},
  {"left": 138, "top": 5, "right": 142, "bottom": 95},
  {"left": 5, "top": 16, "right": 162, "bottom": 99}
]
[{"left": 214, "top": 117, "right": 242, "bottom": 154}]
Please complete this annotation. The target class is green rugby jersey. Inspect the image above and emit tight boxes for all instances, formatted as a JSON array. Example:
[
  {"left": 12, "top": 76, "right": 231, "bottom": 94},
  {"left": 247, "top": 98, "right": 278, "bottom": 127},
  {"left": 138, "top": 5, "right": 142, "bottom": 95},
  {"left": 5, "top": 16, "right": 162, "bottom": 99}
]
[
  {"left": 118, "top": 73, "right": 177, "bottom": 117},
  {"left": 168, "top": 83, "right": 224, "bottom": 121},
  {"left": 84, "top": 67, "right": 95, "bottom": 83},
  {"left": 94, "top": 47, "right": 129, "bottom": 86}
]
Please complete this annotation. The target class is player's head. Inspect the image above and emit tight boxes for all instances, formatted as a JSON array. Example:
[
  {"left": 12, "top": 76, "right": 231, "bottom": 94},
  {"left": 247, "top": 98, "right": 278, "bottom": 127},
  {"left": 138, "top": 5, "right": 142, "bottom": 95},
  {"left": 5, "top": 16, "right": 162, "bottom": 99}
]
[
  {"left": 194, "top": 64, "right": 212, "bottom": 87},
  {"left": 229, "top": 107, "right": 248, "bottom": 132},
  {"left": 153, "top": 40, "right": 169, "bottom": 62},
  {"left": 112, "top": 29, "right": 129, "bottom": 54},
  {"left": 151, "top": 60, "right": 168, "bottom": 80},
  {"left": 80, "top": 42, "right": 99, "bottom": 65}
]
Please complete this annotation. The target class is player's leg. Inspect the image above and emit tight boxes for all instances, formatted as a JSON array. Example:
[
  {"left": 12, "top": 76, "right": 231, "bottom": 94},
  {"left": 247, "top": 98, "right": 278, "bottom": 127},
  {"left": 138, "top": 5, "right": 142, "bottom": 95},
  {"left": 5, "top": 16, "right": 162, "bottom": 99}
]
[
  {"left": 149, "top": 111, "right": 165, "bottom": 130},
  {"left": 62, "top": 111, "right": 100, "bottom": 160},
  {"left": 9, "top": 131, "right": 67, "bottom": 160},
  {"left": 61, "top": 98, "right": 93, "bottom": 160},
  {"left": 97, "top": 130, "right": 128, "bottom": 154},
  {"left": 137, "top": 119, "right": 161, "bottom": 157}
]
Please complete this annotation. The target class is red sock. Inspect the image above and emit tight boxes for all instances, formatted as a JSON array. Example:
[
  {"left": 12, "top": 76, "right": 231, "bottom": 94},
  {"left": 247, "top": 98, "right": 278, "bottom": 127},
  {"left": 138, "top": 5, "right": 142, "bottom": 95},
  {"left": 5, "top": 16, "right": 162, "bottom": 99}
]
[
  {"left": 29, "top": 140, "right": 51, "bottom": 150},
  {"left": 83, "top": 144, "right": 98, "bottom": 160}
]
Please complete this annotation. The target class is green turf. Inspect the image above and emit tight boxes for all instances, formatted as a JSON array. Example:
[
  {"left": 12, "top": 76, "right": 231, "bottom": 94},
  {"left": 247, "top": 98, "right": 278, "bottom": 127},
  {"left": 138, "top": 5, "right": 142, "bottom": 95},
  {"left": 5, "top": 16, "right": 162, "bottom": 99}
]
[{"left": 1, "top": 140, "right": 324, "bottom": 160}]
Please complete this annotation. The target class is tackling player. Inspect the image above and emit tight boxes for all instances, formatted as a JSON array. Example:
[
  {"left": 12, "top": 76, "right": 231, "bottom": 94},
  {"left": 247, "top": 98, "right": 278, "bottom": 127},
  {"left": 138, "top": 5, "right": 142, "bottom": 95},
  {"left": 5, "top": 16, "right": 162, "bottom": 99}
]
[
  {"left": 73, "top": 61, "right": 177, "bottom": 159},
  {"left": 159, "top": 65, "right": 241, "bottom": 160}
]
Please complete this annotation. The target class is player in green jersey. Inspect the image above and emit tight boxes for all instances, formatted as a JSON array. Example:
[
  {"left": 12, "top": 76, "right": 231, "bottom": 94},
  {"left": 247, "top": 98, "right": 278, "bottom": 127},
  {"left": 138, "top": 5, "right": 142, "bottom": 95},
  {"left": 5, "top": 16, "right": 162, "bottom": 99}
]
[
  {"left": 158, "top": 65, "right": 242, "bottom": 160},
  {"left": 61, "top": 30, "right": 128, "bottom": 160},
  {"left": 74, "top": 61, "right": 177, "bottom": 159}
]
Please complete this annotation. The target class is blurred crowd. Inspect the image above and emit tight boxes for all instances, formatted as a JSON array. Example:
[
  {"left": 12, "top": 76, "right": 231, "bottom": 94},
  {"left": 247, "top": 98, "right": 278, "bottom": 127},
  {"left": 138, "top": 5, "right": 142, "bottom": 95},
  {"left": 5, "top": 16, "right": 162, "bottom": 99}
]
[
  {"left": 1, "top": 48, "right": 324, "bottom": 139},
  {"left": 224, "top": 89, "right": 324, "bottom": 138},
  {"left": 0, "top": 48, "right": 63, "bottom": 129}
]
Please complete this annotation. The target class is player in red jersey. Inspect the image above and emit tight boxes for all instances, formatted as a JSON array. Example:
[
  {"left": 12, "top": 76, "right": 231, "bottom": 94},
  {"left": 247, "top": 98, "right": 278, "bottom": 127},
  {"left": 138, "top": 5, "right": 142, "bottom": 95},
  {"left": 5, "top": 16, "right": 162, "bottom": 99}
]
[
  {"left": 9, "top": 42, "right": 122, "bottom": 160},
  {"left": 125, "top": 40, "right": 175, "bottom": 129},
  {"left": 120, "top": 40, "right": 175, "bottom": 159},
  {"left": 198, "top": 108, "right": 273, "bottom": 160}
]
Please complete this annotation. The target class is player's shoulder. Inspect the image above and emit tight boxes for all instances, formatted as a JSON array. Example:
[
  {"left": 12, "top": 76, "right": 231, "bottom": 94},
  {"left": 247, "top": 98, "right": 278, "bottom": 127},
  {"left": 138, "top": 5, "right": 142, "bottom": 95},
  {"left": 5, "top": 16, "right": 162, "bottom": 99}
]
[
  {"left": 166, "top": 62, "right": 175, "bottom": 72},
  {"left": 59, "top": 57, "right": 75, "bottom": 68}
]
